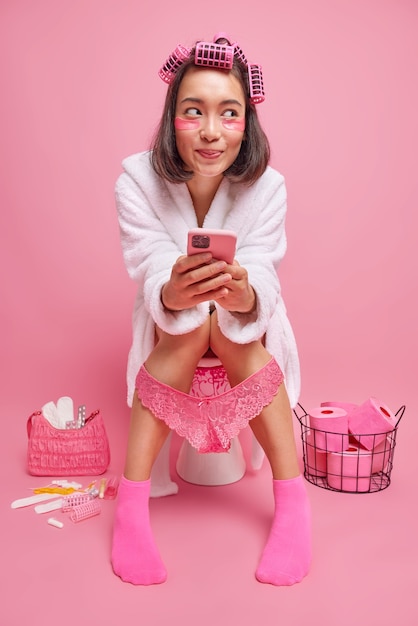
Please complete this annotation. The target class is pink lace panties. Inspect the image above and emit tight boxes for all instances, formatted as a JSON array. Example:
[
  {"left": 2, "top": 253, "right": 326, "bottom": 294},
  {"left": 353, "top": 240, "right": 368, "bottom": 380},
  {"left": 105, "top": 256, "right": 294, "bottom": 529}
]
[{"left": 135, "top": 358, "right": 283, "bottom": 453}]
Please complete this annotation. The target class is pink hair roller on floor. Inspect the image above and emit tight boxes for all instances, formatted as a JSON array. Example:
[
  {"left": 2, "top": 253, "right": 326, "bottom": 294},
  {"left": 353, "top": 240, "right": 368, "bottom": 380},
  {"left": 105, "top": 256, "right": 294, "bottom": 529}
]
[
  {"left": 348, "top": 397, "right": 397, "bottom": 450},
  {"left": 308, "top": 406, "right": 349, "bottom": 453},
  {"left": 70, "top": 499, "right": 101, "bottom": 523},
  {"left": 61, "top": 493, "right": 92, "bottom": 512}
]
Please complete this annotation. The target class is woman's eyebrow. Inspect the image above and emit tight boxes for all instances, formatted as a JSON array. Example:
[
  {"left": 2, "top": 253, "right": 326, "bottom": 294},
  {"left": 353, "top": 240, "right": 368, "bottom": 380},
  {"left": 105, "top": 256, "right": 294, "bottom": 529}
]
[
  {"left": 221, "top": 99, "right": 244, "bottom": 108},
  {"left": 179, "top": 97, "right": 243, "bottom": 108},
  {"left": 179, "top": 97, "right": 203, "bottom": 105}
]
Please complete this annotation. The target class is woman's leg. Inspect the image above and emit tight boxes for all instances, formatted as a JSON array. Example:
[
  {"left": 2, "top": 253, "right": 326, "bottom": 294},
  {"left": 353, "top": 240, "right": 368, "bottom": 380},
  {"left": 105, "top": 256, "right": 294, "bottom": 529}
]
[
  {"left": 124, "top": 316, "right": 211, "bottom": 481},
  {"left": 209, "top": 312, "right": 299, "bottom": 479},
  {"left": 112, "top": 319, "right": 211, "bottom": 585},
  {"left": 210, "top": 312, "right": 311, "bottom": 585},
  {"left": 145, "top": 315, "right": 211, "bottom": 393}
]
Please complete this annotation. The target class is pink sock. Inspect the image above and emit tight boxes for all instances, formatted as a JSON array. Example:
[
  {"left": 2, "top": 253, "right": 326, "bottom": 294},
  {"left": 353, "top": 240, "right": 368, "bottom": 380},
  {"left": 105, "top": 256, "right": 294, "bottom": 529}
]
[
  {"left": 256, "top": 475, "right": 311, "bottom": 586},
  {"left": 111, "top": 476, "right": 167, "bottom": 585}
]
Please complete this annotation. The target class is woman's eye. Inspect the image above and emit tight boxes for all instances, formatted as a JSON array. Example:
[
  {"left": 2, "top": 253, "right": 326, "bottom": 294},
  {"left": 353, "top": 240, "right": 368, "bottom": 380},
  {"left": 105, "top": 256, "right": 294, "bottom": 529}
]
[
  {"left": 185, "top": 107, "right": 201, "bottom": 116},
  {"left": 222, "top": 110, "right": 238, "bottom": 118}
]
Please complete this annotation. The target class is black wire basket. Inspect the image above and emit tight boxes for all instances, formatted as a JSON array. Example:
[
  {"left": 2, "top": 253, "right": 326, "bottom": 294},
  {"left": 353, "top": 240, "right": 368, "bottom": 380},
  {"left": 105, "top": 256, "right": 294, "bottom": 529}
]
[{"left": 294, "top": 403, "right": 405, "bottom": 493}]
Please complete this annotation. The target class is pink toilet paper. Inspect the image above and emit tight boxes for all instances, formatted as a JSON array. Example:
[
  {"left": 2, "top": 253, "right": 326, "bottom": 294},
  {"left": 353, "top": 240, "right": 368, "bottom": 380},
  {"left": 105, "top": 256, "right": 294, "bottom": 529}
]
[
  {"left": 320, "top": 401, "right": 358, "bottom": 416},
  {"left": 348, "top": 397, "right": 396, "bottom": 450},
  {"left": 327, "top": 444, "right": 372, "bottom": 492},
  {"left": 371, "top": 437, "right": 391, "bottom": 474},
  {"left": 308, "top": 406, "right": 349, "bottom": 452},
  {"left": 305, "top": 431, "right": 327, "bottom": 477}
]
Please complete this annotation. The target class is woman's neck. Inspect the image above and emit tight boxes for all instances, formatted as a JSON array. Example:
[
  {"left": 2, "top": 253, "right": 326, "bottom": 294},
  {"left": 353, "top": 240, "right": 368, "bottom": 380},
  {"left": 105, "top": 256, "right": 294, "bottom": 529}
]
[{"left": 186, "top": 174, "right": 224, "bottom": 227}]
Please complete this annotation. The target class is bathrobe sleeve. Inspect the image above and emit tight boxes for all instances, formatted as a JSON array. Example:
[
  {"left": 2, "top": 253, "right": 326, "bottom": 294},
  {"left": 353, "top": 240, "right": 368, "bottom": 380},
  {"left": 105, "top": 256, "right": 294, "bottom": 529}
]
[
  {"left": 215, "top": 167, "right": 288, "bottom": 344},
  {"left": 115, "top": 154, "right": 209, "bottom": 335}
]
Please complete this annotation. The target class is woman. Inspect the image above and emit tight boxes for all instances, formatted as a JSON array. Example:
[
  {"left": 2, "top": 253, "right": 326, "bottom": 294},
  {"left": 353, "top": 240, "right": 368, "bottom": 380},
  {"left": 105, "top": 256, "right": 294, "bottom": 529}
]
[{"left": 112, "top": 33, "right": 311, "bottom": 586}]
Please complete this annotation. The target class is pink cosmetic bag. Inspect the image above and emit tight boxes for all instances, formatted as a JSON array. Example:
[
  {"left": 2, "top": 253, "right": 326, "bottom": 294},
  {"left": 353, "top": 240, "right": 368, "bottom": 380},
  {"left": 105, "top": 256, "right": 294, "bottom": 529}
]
[{"left": 27, "top": 409, "right": 110, "bottom": 476}]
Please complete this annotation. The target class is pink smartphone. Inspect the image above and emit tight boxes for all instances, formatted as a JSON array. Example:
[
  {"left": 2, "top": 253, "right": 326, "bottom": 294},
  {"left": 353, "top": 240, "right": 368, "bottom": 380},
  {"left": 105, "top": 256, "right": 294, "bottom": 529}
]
[{"left": 187, "top": 228, "right": 237, "bottom": 264}]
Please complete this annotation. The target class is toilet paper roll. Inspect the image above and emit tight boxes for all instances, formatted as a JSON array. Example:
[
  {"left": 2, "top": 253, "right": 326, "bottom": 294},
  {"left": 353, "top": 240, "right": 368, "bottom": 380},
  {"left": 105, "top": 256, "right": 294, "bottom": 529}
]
[
  {"left": 320, "top": 401, "right": 358, "bottom": 417},
  {"left": 327, "top": 444, "right": 372, "bottom": 492},
  {"left": 370, "top": 437, "right": 391, "bottom": 474},
  {"left": 348, "top": 397, "right": 397, "bottom": 450},
  {"left": 305, "top": 431, "right": 327, "bottom": 477},
  {"left": 349, "top": 435, "right": 391, "bottom": 473},
  {"left": 308, "top": 406, "right": 349, "bottom": 453}
]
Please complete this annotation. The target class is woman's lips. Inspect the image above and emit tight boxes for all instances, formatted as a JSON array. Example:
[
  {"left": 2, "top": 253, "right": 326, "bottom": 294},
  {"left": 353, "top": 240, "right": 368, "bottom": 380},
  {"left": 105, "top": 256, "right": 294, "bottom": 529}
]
[{"left": 196, "top": 150, "right": 222, "bottom": 159}]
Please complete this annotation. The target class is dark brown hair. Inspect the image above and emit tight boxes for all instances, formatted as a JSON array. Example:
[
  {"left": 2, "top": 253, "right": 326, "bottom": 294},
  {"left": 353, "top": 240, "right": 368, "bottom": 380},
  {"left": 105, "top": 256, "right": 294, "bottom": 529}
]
[{"left": 150, "top": 42, "right": 270, "bottom": 186}]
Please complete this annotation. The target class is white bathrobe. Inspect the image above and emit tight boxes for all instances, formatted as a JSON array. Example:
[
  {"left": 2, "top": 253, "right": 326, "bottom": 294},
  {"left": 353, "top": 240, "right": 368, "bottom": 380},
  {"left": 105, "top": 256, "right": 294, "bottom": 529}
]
[{"left": 115, "top": 151, "right": 300, "bottom": 408}]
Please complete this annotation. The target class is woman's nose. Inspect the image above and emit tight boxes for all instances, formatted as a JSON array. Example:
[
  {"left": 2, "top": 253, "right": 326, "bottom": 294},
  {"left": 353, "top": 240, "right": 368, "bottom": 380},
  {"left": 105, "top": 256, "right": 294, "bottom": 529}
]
[{"left": 200, "top": 116, "right": 221, "bottom": 141}]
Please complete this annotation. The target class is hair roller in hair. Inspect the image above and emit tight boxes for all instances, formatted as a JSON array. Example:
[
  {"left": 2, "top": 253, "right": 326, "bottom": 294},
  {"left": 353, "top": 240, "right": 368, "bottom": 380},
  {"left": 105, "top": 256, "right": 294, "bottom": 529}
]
[
  {"left": 157, "top": 34, "right": 266, "bottom": 104},
  {"left": 158, "top": 44, "right": 191, "bottom": 84},
  {"left": 194, "top": 41, "right": 234, "bottom": 69},
  {"left": 212, "top": 32, "right": 247, "bottom": 65},
  {"left": 248, "top": 64, "right": 265, "bottom": 104},
  {"left": 212, "top": 32, "right": 232, "bottom": 44},
  {"left": 232, "top": 43, "right": 248, "bottom": 66}
]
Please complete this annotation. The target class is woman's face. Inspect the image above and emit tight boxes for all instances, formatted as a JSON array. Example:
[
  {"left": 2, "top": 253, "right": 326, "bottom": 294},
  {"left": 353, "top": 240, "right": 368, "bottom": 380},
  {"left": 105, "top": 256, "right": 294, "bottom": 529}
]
[{"left": 174, "top": 66, "right": 246, "bottom": 180}]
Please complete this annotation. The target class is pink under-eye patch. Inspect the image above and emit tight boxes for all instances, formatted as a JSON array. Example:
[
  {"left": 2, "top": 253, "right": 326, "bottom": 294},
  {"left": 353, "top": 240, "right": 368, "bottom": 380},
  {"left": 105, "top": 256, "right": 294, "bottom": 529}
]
[
  {"left": 174, "top": 117, "right": 200, "bottom": 130},
  {"left": 222, "top": 118, "right": 246, "bottom": 131}
]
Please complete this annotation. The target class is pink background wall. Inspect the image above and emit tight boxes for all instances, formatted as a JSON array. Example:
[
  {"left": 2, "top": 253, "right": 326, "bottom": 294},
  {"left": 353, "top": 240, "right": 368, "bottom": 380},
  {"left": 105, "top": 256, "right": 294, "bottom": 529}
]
[
  {"left": 1, "top": 1, "right": 417, "bottom": 624},
  {"left": 2, "top": 0, "right": 416, "bottom": 416}
]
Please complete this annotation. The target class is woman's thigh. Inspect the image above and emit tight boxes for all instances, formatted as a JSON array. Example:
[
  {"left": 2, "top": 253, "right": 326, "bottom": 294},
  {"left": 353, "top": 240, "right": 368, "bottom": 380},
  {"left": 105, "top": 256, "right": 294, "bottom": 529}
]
[
  {"left": 208, "top": 311, "right": 271, "bottom": 386},
  {"left": 145, "top": 316, "right": 212, "bottom": 390}
]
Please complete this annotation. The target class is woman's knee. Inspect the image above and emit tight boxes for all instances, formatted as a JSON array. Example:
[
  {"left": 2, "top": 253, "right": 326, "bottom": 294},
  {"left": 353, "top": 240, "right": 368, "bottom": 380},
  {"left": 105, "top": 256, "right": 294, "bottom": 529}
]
[
  {"left": 155, "top": 320, "right": 210, "bottom": 361},
  {"left": 145, "top": 320, "right": 211, "bottom": 389},
  {"left": 209, "top": 313, "right": 261, "bottom": 361},
  {"left": 209, "top": 314, "right": 271, "bottom": 381}
]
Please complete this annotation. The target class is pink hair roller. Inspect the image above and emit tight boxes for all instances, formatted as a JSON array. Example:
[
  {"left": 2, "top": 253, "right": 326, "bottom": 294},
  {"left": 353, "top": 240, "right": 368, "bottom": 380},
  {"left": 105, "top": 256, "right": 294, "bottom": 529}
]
[
  {"left": 212, "top": 31, "right": 231, "bottom": 43},
  {"left": 233, "top": 43, "right": 248, "bottom": 65},
  {"left": 70, "top": 499, "right": 101, "bottom": 523},
  {"left": 62, "top": 492, "right": 92, "bottom": 512},
  {"left": 194, "top": 42, "right": 234, "bottom": 69},
  {"left": 212, "top": 33, "right": 248, "bottom": 65},
  {"left": 158, "top": 34, "right": 266, "bottom": 104},
  {"left": 248, "top": 64, "right": 265, "bottom": 104},
  {"left": 158, "top": 44, "right": 191, "bottom": 84}
]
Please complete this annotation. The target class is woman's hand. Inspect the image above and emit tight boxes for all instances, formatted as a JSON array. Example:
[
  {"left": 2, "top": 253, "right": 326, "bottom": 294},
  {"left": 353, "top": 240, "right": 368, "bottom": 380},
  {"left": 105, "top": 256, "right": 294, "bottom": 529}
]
[
  {"left": 161, "top": 253, "right": 233, "bottom": 311},
  {"left": 213, "top": 260, "right": 256, "bottom": 314}
]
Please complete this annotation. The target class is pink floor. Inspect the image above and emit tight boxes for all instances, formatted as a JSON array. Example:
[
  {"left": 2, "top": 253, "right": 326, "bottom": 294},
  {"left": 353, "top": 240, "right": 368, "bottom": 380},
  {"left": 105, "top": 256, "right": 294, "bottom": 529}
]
[{"left": 2, "top": 389, "right": 416, "bottom": 626}]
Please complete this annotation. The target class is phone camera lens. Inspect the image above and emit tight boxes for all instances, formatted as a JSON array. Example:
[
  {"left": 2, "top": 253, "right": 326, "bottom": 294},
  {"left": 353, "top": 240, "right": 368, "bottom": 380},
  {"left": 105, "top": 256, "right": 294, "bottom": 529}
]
[{"left": 192, "top": 235, "right": 210, "bottom": 249}]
